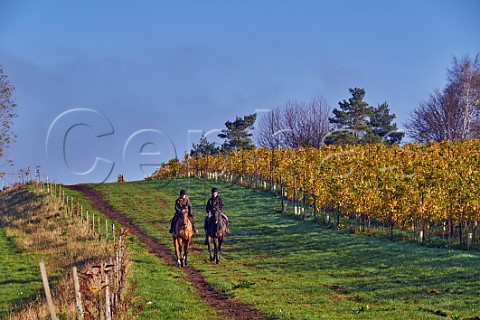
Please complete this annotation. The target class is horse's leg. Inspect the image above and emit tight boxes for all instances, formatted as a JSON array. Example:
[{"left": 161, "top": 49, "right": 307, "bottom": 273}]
[
  {"left": 183, "top": 238, "right": 190, "bottom": 267},
  {"left": 181, "top": 238, "right": 187, "bottom": 267},
  {"left": 218, "top": 237, "right": 223, "bottom": 254},
  {"left": 177, "top": 238, "right": 183, "bottom": 267},
  {"left": 207, "top": 236, "right": 214, "bottom": 262},
  {"left": 173, "top": 237, "right": 181, "bottom": 267},
  {"left": 214, "top": 238, "right": 220, "bottom": 264}
]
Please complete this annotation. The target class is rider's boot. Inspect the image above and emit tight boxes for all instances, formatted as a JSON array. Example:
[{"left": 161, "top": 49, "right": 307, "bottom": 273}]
[
  {"left": 203, "top": 216, "right": 209, "bottom": 244},
  {"left": 169, "top": 215, "right": 177, "bottom": 233}
]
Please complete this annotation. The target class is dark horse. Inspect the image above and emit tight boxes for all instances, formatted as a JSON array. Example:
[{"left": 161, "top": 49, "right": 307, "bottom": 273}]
[
  {"left": 172, "top": 205, "right": 193, "bottom": 267},
  {"left": 205, "top": 211, "right": 228, "bottom": 264}
]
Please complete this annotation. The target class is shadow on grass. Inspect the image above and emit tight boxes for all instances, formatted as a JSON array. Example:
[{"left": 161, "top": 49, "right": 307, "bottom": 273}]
[{"left": 146, "top": 178, "right": 480, "bottom": 298}]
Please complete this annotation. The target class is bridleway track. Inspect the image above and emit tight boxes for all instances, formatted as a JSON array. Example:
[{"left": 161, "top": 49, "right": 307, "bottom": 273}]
[{"left": 68, "top": 184, "right": 271, "bottom": 320}]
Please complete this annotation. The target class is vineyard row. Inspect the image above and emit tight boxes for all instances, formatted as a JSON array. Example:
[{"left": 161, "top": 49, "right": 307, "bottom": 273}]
[{"left": 151, "top": 140, "right": 480, "bottom": 248}]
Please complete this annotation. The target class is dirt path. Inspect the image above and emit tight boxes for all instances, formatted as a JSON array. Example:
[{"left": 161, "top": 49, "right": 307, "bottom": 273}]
[{"left": 68, "top": 184, "right": 271, "bottom": 320}]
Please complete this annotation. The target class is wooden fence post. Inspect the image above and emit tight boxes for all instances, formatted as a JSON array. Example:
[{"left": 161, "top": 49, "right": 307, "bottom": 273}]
[
  {"left": 66, "top": 196, "right": 69, "bottom": 215},
  {"left": 72, "top": 266, "right": 84, "bottom": 320},
  {"left": 39, "top": 261, "right": 57, "bottom": 320},
  {"left": 105, "top": 220, "right": 109, "bottom": 242},
  {"left": 105, "top": 269, "right": 111, "bottom": 320}
]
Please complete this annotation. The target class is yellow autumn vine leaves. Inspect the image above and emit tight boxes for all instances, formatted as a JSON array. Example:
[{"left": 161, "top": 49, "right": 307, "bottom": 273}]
[{"left": 152, "top": 140, "right": 480, "bottom": 229}]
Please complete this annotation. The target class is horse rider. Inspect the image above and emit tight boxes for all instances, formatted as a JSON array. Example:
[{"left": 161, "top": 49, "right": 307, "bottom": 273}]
[
  {"left": 169, "top": 189, "right": 198, "bottom": 234},
  {"left": 204, "top": 187, "right": 229, "bottom": 244}
]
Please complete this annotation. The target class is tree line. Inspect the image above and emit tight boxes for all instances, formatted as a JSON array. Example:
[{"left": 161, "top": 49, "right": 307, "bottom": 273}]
[
  {"left": 0, "top": 54, "right": 478, "bottom": 168},
  {"left": 191, "top": 54, "right": 480, "bottom": 153}
]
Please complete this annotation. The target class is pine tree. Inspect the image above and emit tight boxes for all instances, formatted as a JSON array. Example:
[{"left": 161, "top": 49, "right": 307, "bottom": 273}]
[
  {"left": 325, "top": 88, "right": 371, "bottom": 145},
  {"left": 191, "top": 136, "right": 219, "bottom": 156},
  {"left": 365, "top": 102, "right": 404, "bottom": 145},
  {"left": 326, "top": 88, "right": 403, "bottom": 145},
  {"left": 218, "top": 114, "right": 257, "bottom": 151}
]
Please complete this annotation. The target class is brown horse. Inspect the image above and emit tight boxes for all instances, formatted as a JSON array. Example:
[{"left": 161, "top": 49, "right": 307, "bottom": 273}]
[
  {"left": 205, "top": 211, "right": 228, "bottom": 264},
  {"left": 172, "top": 205, "right": 193, "bottom": 267}
]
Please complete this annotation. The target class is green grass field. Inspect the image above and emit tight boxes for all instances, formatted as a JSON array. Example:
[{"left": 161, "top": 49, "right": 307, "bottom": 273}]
[
  {"left": 88, "top": 178, "right": 480, "bottom": 320},
  {"left": 1, "top": 179, "right": 479, "bottom": 319},
  {"left": 0, "top": 227, "right": 43, "bottom": 315}
]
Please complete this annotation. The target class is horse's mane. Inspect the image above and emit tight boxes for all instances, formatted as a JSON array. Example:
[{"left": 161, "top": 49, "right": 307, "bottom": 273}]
[
  {"left": 212, "top": 211, "right": 228, "bottom": 235},
  {"left": 178, "top": 196, "right": 189, "bottom": 207},
  {"left": 177, "top": 198, "right": 190, "bottom": 216}
]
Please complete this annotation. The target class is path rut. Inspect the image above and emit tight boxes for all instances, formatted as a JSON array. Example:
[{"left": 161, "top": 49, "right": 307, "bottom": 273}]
[{"left": 68, "top": 184, "right": 271, "bottom": 320}]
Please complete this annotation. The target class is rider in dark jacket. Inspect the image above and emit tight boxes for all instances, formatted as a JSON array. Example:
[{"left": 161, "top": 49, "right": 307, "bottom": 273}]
[{"left": 204, "top": 187, "right": 228, "bottom": 244}]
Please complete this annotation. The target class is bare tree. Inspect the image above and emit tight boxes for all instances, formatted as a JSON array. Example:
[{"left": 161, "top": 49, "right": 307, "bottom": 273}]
[
  {"left": 255, "top": 108, "right": 283, "bottom": 148},
  {"left": 255, "top": 97, "right": 331, "bottom": 148},
  {"left": 447, "top": 54, "right": 480, "bottom": 140},
  {"left": 0, "top": 65, "right": 17, "bottom": 174},
  {"left": 406, "top": 54, "right": 480, "bottom": 142},
  {"left": 405, "top": 90, "right": 462, "bottom": 142}
]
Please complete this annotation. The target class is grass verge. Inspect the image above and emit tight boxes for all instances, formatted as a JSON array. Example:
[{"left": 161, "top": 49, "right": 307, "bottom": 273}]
[
  {"left": 0, "top": 226, "right": 42, "bottom": 315},
  {"left": 0, "top": 185, "right": 112, "bottom": 319}
]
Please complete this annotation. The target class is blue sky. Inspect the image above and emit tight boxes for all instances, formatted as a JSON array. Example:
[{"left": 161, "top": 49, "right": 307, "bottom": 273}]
[{"left": 0, "top": 0, "right": 479, "bottom": 185}]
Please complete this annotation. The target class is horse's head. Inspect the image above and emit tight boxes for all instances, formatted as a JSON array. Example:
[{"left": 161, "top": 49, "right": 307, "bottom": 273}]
[
  {"left": 214, "top": 211, "right": 222, "bottom": 224},
  {"left": 213, "top": 211, "right": 227, "bottom": 237},
  {"left": 180, "top": 205, "right": 189, "bottom": 222}
]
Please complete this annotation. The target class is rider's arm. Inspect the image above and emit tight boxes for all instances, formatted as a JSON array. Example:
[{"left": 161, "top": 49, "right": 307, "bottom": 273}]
[
  {"left": 188, "top": 200, "right": 193, "bottom": 215},
  {"left": 174, "top": 199, "right": 181, "bottom": 214},
  {"left": 205, "top": 199, "right": 211, "bottom": 214},
  {"left": 218, "top": 197, "right": 224, "bottom": 212}
]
